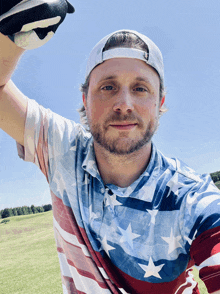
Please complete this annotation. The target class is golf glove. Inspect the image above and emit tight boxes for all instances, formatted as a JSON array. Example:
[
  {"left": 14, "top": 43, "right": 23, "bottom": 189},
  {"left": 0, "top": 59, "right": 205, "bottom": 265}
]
[{"left": 0, "top": 0, "right": 74, "bottom": 49}]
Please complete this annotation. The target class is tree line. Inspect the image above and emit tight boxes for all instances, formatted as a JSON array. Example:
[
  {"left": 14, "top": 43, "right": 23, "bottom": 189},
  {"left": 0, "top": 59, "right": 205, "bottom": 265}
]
[
  {"left": 210, "top": 171, "right": 220, "bottom": 183},
  {"left": 0, "top": 204, "right": 52, "bottom": 219}
]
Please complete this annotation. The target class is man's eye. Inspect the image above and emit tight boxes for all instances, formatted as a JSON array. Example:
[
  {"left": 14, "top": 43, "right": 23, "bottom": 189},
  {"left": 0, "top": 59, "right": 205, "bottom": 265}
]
[
  {"left": 134, "top": 87, "right": 147, "bottom": 92},
  {"left": 101, "top": 85, "right": 114, "bottom": 91}
]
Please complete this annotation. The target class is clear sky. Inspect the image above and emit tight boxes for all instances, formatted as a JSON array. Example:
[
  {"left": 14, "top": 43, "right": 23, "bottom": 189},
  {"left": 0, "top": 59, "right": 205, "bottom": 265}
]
[{"left": 1, "top": 0, "right": 220, "bottom": 210}]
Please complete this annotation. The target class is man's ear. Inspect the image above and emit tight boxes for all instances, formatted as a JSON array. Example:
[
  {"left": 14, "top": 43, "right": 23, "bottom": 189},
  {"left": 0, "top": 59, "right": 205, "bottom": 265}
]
[{"left": 82, "top": 93, "right": 87, "bottom": 110}]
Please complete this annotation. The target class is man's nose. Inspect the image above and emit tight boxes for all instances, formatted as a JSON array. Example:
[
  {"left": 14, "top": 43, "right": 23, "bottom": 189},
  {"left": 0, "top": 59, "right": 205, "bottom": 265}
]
[{"left": 112, "top": 88, "right": 134, "bottom": 114}]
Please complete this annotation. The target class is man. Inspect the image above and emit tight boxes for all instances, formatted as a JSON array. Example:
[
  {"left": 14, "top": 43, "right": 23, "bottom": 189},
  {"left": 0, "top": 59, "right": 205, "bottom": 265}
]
[{"left": 0, "top": 1, "right": 220, "bottom": 293}]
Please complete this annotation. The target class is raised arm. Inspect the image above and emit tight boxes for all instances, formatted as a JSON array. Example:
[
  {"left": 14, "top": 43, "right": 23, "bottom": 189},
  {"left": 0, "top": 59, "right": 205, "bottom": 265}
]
[
  {"left": 0, "top": 33, "right": 27, "bottom": 145},
  {"left": 0, "top": 0, "right": 74, "bottom": 146}
]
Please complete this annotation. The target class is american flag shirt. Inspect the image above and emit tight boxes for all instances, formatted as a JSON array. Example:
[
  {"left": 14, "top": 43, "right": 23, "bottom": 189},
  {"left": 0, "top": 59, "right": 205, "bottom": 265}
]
[{"left": 17, "top": 98, "right": 220, "bottom": 294}]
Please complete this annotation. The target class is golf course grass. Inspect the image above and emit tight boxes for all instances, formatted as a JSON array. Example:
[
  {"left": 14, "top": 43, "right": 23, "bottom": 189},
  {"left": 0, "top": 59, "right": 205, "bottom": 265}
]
[{"left": 0, "top": 211, "right": 208, "bottom": 294}]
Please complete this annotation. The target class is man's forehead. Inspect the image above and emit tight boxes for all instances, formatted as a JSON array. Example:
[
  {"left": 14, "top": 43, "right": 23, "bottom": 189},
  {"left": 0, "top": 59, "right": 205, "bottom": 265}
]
[{"left": 90, "top": 58, "right": 160, "bottom": 83}]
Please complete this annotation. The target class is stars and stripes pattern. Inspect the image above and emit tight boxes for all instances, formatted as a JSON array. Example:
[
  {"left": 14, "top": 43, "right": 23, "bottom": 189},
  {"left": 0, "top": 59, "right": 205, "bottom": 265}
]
[{"left": 17, "top": 98, "right": 220, "bottom": 294}]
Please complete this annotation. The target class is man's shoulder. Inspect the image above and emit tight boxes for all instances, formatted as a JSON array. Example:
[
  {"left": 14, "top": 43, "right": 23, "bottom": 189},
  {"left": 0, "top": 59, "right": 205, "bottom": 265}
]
[{"left": 157, "top": 149, "right": 204, "bottom": 184}]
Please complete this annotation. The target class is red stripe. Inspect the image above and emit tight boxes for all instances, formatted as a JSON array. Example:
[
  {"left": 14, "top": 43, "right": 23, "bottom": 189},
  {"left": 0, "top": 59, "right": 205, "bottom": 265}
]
[
  {"left": 199, "top": 265, "right": 220, "bottom": 293},
  {"left": 36, "top": 116, "right": 49, "bottom": 182},
  {"left": 62, "top": 276, "right": 86, "bottom": 294},
  {"left": 192, "top": 284, "right": 200, "bottom": 294},
  {"left": 190, "top": 226, "right": 220, "bottom": 266},
  {"left": 51, "top": 191, "right": 86, "bottom": 245},
  {"left": 52, "top": 193, "right": 122, "bottom": 293},
  {"left": 54, "top": 227, "right": 110, "bottom": 290}
]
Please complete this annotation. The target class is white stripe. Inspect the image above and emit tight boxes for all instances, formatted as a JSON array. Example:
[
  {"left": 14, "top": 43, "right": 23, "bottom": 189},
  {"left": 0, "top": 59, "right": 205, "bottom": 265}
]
[
  {"left": 119, "top": 288, "right": 130, "bottom": 294},
  {"left": 53, "top": 216, "right": 91, "bottom": 257},
  {"left": 98, "top": 267, "right": 109, "bottom": 280},
  {"left": 62, "top": 283, "right": 68, "bottom": 294},
  {"left": 24, "top": 98, "right": 38, "bottom": 163},
  {"left": 58, "top": 252, "right": 112, "bottom": 294},
  {"left": 0, "top": 0, "right": 55, "bottom": 22},
  {"left": 174, "top": 267, "right": 196, "bottom": 294},
  {"left": 198, "top": 252, "right": 220, "bottom": 268}
]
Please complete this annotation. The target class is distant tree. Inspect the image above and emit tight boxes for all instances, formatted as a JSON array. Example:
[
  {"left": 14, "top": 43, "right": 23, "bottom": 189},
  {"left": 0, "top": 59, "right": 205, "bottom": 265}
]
[
  {"left": 31, "top": 205, "right": 38, "bottom": 214},
  {"left": 36, "top": 206, "right": 44, "bottom": 213},
  {"left": 21, "top": 206, "right": 28, "bottom": 215},
  {"left": 12, "top": 208, "right": 18, "bottom": 216},
  {"left": 16, "top": 207, "right": 23, "bottom": 215},
  {"left": 211, "top": 175, "right": 217, "bottom": 182},
  {"left": 43, "top": 204, "right": 52, "bottom": 212},
  {"left": 2, "top": 208, "right": 13, "bottom": 218},
  {"left": 27, "top": 207, "right": 33, "bottom": 214}
]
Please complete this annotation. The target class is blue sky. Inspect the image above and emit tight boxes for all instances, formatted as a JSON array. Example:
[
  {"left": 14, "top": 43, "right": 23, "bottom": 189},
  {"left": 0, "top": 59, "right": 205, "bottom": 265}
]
[{"left": 1, "top": 0, "right": 220, "bottom": 210}]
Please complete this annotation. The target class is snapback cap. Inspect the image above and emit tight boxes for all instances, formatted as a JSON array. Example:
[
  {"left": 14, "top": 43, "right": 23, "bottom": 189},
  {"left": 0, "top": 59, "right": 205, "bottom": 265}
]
[{"left": 85, "top": 29, "right": 164, "bottom": 87}]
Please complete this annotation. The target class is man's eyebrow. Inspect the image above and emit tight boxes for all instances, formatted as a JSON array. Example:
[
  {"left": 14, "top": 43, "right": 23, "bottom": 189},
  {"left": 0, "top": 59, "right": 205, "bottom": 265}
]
[
  {"left": 135, "top": 76, "right": 151, "bottom": 83},
  {"left": 99, "top": 75, "right": 117, "bottom": 82}
]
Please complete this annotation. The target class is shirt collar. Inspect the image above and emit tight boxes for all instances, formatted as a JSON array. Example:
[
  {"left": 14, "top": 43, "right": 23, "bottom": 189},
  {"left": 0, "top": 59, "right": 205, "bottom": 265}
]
[
  {"left": 82, "top": 139, "right": 161, "bottom": 201},
  {"left": 82, "top": 137, "right": 101, "bottom": 180}
]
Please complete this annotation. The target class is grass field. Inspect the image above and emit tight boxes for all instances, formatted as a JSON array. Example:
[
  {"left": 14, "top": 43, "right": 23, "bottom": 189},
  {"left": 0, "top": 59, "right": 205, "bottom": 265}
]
[{"left": 0, "top": 211, "right": 208, "bottom": 294}]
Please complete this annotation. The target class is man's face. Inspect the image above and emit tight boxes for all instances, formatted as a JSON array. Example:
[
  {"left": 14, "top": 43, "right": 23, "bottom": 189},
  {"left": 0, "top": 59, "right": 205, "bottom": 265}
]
[{"left": 83, "top": 58, "right": 165, "bottom": 155}]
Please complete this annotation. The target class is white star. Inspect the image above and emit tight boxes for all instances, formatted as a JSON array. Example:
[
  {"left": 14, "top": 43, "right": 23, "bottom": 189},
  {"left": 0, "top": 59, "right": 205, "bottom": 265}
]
[
  {"left": 105, "top": 193, "right": 122, "bottom": 209},
  {"left": 101, "top": 235, "right": 115, "bottom": 257},
  {"left": 138, "top": 257, "right": 165, "bottom": 279},
  {"left": 146, "top": 209, "right": 158, "bottom": 225},
  {"left": 161, "top": 228, "right": 182, "bottom": 254},
  {"left": 118, "top": 223, "right": 141, "bottom": 248},
  {"left": 166, "top": 173, "right": 184, "bottom": 197}
]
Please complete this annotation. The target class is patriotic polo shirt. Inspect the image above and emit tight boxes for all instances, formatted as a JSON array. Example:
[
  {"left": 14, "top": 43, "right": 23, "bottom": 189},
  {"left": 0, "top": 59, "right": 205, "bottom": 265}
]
[{"left": 17, "top": 98, "right": 220, "bottom": 294}]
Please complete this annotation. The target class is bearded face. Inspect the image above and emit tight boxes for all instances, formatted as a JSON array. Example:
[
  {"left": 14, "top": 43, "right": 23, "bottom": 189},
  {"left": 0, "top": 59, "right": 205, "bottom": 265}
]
[{"left": 83, "top": 58, "right": 164, "bottom": 156}]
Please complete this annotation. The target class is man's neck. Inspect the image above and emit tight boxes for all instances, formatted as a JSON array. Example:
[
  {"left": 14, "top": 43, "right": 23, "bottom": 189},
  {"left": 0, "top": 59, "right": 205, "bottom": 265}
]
[{"left": 94, "top": 142, "right": 152, "bottom": 188}]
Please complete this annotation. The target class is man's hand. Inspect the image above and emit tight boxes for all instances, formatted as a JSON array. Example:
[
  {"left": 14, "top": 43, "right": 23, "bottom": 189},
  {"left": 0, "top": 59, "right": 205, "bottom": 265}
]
[{"left": 0, "top": 0, "right": 74, "bottom": 49}]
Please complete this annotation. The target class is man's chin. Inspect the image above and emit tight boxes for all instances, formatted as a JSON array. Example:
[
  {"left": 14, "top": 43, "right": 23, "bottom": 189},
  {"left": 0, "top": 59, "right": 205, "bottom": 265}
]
[{"left": 96, "top": 137, "right": 150, "bottom": 155}]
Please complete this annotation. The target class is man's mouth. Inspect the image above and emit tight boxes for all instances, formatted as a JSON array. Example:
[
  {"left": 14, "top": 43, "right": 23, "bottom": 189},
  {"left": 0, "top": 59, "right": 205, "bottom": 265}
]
[{"left": 109, "top": 123, "right": 137, "bottom": 130}]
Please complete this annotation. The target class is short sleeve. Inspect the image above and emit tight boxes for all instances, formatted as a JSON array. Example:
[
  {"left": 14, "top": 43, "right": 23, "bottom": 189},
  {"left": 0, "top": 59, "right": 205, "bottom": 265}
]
[
  {"left": 184, "top": 177, "right": 220, "bottom": 293},
  {"left": 16, "top": 98, "right": 85, "bottom": 182}
]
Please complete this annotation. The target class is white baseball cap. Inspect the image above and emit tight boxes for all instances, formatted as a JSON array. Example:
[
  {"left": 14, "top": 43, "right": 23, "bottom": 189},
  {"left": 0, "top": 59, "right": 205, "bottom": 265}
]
[{"left": 85, "top": 29, "right": 164, "bottom": 87}]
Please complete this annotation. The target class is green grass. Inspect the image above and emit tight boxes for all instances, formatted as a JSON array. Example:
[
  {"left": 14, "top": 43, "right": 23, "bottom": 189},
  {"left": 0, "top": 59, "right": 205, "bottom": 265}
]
[
  {"left": 0, "top": 211, "right": 208, "bottom": 294},
  {"left": 0, "top": 212, "right": 62, "bottom": 294}
]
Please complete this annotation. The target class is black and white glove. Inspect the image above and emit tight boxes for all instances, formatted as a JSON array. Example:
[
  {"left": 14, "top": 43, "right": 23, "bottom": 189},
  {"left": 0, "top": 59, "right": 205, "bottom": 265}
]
[{"left": 0, "top": 0, "right": 75, "bottom": 49}]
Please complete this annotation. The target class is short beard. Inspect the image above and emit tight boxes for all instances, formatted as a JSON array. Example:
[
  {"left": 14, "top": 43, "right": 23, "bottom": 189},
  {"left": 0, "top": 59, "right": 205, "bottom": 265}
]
[{"left": 88, "top": 114, "right": 158, "bottom": 155}]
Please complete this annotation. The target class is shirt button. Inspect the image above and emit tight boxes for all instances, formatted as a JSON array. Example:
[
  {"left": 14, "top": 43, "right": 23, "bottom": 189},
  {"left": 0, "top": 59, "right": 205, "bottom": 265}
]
[{"left": 101, "top": 188, "right": 105, "bottom": 194}]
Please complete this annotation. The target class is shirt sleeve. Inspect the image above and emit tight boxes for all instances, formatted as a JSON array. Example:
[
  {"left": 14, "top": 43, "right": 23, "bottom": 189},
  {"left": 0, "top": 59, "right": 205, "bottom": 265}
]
[
  {"left": 16, "top": 98, "right": 84, "bottom": 182},
  {"left": 186, "top": 177, "right": 220, "bottom": 293},
  {"left": 190, "top": 226, "right": 220, "bottom": 293}
]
